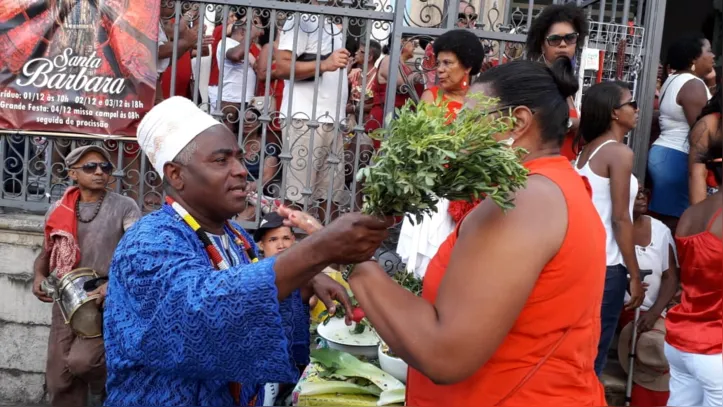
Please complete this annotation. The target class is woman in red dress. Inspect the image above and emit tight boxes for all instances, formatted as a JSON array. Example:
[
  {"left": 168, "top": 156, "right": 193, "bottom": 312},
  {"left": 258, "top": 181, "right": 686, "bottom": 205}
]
[
  {"left": 664, "top": 137, "right": 722, "bottom": 406},
  {"left": 419, "top": 30, "right": 484, "bottom": 120},
  {"left": 525, "top": 3, "right": 588, "bottom": 161},
  {"left": 420, "top": 30, "right": 485, "bottom": 223},
  {"left": 350, "top": 58, "right": 607, "bottom": 406},
  {"left": 365, "top": 36, "right": 422, "bottom": 142}
]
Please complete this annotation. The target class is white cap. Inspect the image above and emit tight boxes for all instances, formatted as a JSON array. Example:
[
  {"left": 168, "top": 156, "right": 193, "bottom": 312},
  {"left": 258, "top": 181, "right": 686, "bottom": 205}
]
[{"left": 136, "top": 97, "right": 220, "bottom": 179}]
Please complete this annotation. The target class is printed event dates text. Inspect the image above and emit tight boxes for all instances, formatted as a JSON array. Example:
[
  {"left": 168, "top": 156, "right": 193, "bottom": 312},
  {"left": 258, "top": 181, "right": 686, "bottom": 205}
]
[
  {"left": 16, "top": 92, "right": 144, "bottom": 109},
  {"left": 50, "top": 105, "right": 72, "bottom": 114}
]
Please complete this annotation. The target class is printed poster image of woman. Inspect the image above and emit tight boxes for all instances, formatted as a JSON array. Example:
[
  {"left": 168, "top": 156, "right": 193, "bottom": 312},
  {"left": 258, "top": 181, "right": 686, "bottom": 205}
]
[{"left": 0, "top": 0, "right": 159, "bottom": 135}]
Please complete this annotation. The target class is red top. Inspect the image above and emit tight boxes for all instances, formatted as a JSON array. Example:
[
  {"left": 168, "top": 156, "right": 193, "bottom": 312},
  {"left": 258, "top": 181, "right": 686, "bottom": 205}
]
[
  {"left": 161, "top": 50, "right": 192, "bottom": 99},
  {"left": 254, "top": 74, "right": 284, "bottom": 132},
  {"left": 366, "top": 61, "right": 422, "bottom": 137},
  {"left": 666, "top": 208, "right": 722, "bottom": 355},
  {"left": 208, "top": 25, "right": 224, "bottom": 87},
  {"left": 428, "top": 86, "right": 463, "bottom": 120},
  {"left": 706, "top": 113, "right": 720, "bottom": 188},
  {"left": 406, "top": 156, "right": 608, "bottom": 406},
  {"left": 560, "top": 107, "right": 580, "bottom": 161}
]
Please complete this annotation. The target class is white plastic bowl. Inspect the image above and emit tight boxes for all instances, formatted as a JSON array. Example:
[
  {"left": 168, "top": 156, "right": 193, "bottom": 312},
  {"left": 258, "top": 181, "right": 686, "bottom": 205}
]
[
  {"left": 378, "top": 344, "right": 408, "bottom": 383},
  {"left": 316, "top": 318, "right": 379, "bottom": 358}
]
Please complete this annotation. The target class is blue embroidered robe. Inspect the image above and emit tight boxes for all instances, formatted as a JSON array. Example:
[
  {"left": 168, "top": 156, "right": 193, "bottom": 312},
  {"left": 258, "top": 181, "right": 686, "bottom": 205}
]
[{"left": 103, "top": 205, "right": 310, "bottom": 406}]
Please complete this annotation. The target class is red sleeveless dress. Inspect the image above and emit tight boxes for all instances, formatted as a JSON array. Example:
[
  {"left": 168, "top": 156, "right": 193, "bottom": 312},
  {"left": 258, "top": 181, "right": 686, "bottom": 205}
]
[
  {"left": 406, "top": 156, "right": 608, "bottom": 406},
  {"left": 666, "top": 208, "right": 722, "bottom": 355}
]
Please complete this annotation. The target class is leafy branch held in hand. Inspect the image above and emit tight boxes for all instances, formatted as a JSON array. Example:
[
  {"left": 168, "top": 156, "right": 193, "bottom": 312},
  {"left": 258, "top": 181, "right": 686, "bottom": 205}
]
[{"left": 357, "top": 94, "right": 529, "bottom": 224}]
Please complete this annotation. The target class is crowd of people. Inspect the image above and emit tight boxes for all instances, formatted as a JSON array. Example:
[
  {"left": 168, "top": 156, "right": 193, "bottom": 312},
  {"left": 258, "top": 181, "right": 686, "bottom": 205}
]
[{"left": 30, "top": 2, "right": 721, "bottom": 407}]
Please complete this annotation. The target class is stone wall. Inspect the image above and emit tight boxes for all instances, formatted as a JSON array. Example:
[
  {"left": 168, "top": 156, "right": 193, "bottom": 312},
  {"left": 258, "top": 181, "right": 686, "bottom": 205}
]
[{"left": 0, "top": 213, "right": 49, "bottom": 404}]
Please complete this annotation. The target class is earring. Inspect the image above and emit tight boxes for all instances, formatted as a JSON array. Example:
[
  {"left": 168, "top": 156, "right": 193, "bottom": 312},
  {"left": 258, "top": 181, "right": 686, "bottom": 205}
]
[
  {"left": 613, "top": 117, "right": 619, "bottom": 121},
  {"left": 502, "top": 137, "right": 514, "bottom": 146},
  {"left": 692, "top": 64, "right": 696, "bottom": 73},
  {"left": 462, "top": 74, "right": 469, "bottom": 89}
]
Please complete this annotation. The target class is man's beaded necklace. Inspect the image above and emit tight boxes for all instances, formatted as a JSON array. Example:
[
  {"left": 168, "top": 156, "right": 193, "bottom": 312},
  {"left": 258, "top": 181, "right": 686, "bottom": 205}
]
[{"left": 165, "top": 197, "right": 258, "bottom": 268}]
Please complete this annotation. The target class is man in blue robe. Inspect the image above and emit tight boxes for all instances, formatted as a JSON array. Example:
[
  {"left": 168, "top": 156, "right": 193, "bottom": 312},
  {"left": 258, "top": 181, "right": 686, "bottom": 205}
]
[{"left": 103, "top": 97, "right": 389, "bottom": 406}]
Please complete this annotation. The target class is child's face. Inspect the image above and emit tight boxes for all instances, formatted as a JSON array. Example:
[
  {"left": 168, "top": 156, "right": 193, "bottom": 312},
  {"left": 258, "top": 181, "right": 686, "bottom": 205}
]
[{"left": 259, "top": 227, "right": 296, "bottom": 256}]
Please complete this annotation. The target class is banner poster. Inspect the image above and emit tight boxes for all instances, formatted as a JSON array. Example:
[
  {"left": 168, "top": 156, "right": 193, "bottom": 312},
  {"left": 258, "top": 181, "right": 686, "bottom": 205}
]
[{"left": 0, "top": 0, "right": 161, "bottom": 137}]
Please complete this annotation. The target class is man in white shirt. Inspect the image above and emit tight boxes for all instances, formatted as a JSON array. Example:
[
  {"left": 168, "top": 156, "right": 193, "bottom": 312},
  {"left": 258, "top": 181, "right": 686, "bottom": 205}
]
[
  {"left": 155, "top": 4, "right": 200, "bottom": 104},
  {"left": 207, "top": 14, "right": 264, "bottom": 132},
  {"left": 275, "top": 12, "right": 350, "bottom": 215}
]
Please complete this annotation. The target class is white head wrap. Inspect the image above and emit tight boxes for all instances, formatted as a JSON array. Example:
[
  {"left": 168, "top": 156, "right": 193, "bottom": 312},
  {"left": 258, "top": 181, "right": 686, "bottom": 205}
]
[{"left": 137, "top": 96, "right": 220, "bottom": 179}]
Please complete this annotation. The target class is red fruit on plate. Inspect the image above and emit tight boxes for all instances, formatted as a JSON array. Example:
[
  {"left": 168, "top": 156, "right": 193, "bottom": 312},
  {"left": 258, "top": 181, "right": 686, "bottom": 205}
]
[{"left": 351, "top": 307, "right": 366, "bottom": 323}]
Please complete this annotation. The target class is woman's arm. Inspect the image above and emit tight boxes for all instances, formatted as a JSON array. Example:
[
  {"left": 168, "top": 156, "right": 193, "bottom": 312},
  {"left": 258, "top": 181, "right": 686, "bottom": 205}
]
[
  {"left": 637, "top": 245, "right": 679, "bottom": 332},
  {"left": 349, "top": 175, "right": 567, "bottom": 384},
  {"left": 688, "top": 116, "right": 713, "bottom": 205},
  {"left": 678, "top": 80, "right": 709, "bottom": 127},
  {"left": 650, "top": 246, "right": 679, "bottom": 316},
  {"left": 608, "top": 146, "right": 643, "bottom": 309}
]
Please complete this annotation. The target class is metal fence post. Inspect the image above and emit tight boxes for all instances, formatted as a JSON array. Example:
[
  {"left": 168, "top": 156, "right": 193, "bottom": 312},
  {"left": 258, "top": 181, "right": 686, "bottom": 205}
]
[
  {"left": 382, "top": 0, "right": 408, "bottom": 129},
  {"left": 630, "top": 0, "right": 666, "bottom": 183}
]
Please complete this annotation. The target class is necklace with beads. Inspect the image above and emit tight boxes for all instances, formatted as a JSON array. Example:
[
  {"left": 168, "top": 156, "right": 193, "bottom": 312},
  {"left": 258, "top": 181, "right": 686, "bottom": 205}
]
[
  {"left": 76, "top": 191, "right": 106, "bottom": 223},
  {"left": 165, "top": 197, "right": 258, "bottom": 268}
]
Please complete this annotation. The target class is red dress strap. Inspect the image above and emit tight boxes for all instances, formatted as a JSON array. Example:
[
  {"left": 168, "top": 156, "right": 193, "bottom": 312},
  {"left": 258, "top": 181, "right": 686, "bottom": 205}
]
[
  {"left": 430, "top": 86, "right": 440, "bottom": 100},
  {"left": 706, "top": 208, "right": 722, "bottom": 232}
]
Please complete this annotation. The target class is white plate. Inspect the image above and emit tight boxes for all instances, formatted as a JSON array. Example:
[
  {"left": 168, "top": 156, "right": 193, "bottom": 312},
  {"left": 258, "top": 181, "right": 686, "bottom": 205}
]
[{"left": 317, "top": 318, "right": 380, "bottom": 358}]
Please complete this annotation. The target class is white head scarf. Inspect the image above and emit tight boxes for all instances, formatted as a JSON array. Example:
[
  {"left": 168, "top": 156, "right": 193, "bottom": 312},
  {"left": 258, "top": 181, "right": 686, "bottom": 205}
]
[{"left": 137, "top": 97, "right": 220, "bottom": 179}]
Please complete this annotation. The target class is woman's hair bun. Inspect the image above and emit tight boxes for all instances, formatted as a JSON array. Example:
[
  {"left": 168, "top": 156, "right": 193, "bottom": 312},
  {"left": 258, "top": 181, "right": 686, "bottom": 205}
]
[{"left": 548, "top": 56, "right": 579, "bottom": 99}]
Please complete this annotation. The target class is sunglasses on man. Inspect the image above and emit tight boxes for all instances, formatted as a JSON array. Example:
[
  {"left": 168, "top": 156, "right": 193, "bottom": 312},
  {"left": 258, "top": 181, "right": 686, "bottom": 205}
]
[
  {"left": 545, "top": 32, "right": 579, "bottom": 47},
  {"left": 72, "top": 161, "right": 113, "bottom": 175},
  {"left": 458, "top": 12, "right": 478, "bottom": 22}
]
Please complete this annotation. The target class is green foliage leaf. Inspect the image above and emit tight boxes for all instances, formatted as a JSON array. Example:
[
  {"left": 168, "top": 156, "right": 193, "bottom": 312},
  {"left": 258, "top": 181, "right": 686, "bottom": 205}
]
[{"left": 357, "top": 94, "right": 529, "bottom": 222}]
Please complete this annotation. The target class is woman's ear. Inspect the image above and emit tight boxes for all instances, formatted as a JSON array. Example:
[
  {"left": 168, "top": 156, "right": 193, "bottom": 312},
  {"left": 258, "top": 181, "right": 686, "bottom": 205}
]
[{"left": 510, "top": 105, "right": 534, "bottom": 137}]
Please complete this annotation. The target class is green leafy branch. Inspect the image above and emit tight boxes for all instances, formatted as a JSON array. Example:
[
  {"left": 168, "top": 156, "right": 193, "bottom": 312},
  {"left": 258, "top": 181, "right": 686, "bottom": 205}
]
[{"left": 357, "top": 94, "right": 529, "bottom": 224}]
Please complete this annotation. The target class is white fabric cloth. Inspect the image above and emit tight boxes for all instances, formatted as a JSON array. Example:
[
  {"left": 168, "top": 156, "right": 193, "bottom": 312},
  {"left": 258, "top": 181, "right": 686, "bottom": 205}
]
[
  {"left": 157, "top": 22, "right": 170, "bottom": 74},
  {"left": 624, "top": 216, "right": 679, "bottom": 312},
  {"left": 207, "top": 85, "right": 219, "bottom": 112},
  {"left": 654, "top": 73, "right": 712, "bottom": 154},
  {"left": 396, "top": 199, "right": 455, "bottom": 278},
  {"left": 278, "top": 15, "right": 348, "bottom": 123},
  {"left": 216, "top": 38, "right": 257, "bottom": 104},
  {"left": 664, "top": 342, "right": 723, "bottom": 406},
  {"left": 575, "top": 140, "right": 638, "bottom": 267},
  {"left": 137, "top": 96, "right": 220, "bottom": 179}
]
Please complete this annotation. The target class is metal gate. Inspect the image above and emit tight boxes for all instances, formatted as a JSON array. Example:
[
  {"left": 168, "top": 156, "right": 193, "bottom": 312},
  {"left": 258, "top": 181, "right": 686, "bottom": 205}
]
[{"left": 0, "top": 0, "right": 665, "bottom": 225}]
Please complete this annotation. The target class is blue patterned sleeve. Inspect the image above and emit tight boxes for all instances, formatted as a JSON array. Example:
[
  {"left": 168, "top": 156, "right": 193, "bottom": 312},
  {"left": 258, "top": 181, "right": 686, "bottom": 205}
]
[
  {"left": 104, "top": 214, "right": 298, "bottom": 386},
  {"left": 233, "top": 224, "right": 311, "bottom": 367}
]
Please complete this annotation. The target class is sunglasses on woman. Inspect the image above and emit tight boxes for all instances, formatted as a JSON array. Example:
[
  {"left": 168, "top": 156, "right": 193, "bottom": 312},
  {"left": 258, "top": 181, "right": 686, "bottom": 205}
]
[
  {"left": 616, "top": 100, "right": 638, "bottom": 110},
  {"left": 72, "top": 161, "right": 113, "bottom": 175},
  {"left": 545, "top": 33, "right": 579, "bottom": 47}
]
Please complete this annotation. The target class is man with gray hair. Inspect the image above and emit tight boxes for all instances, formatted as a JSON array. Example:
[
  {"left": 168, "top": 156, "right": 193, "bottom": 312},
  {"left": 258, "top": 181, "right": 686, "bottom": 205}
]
[{"left": 103, "top": 97, "right": 391, "bottom": 406}]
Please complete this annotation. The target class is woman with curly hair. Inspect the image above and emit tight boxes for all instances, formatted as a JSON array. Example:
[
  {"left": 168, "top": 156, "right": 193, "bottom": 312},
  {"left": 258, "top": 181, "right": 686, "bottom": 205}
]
[
  {"left": 525, "top": 3, "right": 588, "bottom": 161},
  {"left": 397, "top": 30, "right": 484, "bottom": 277},
  {"left": 420, "top": 29, "right": 484, "bottom": 118}
]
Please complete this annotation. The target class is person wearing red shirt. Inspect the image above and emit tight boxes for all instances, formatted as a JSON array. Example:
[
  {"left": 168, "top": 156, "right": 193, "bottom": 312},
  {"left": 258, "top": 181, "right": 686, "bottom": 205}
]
[{"left": 664, "top": 137, "right": 722, "bottom": 406}]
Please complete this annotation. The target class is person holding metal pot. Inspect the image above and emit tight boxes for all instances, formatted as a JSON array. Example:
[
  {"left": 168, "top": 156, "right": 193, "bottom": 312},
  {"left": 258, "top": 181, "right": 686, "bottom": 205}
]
[{"left": 32, "top": 145, "right": 141, "bottom": 407}]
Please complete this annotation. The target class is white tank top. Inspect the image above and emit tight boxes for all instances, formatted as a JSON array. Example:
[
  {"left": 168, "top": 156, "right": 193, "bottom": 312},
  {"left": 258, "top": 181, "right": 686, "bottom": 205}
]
[
  {"left": 654, "top": 73, "right": 712, "bottom": 154},
  {"left": 575, "top": 140, "right": 638, "bottom": 267}
]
